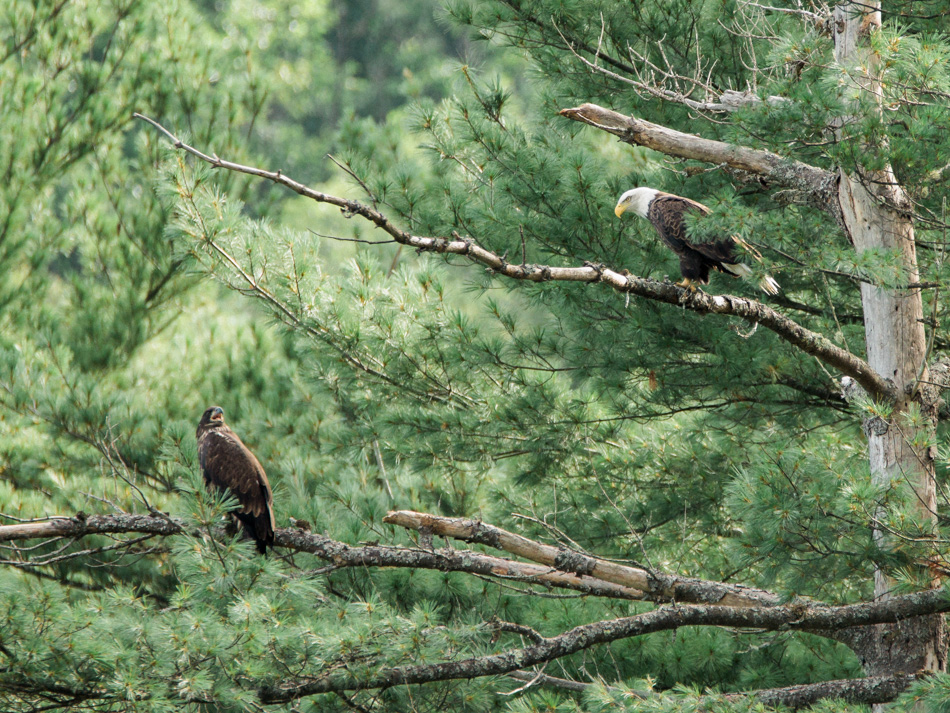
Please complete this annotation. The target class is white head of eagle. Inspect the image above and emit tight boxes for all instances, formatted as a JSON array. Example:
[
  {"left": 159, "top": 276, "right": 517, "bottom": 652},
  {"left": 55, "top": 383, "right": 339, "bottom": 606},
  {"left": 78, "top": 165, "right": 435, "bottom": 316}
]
[
  {"left": 615, "top": 187, "right": 659, "bottom": 220},
  {"left": 614, "top": 186, "right": 780, "bottom": 295}
]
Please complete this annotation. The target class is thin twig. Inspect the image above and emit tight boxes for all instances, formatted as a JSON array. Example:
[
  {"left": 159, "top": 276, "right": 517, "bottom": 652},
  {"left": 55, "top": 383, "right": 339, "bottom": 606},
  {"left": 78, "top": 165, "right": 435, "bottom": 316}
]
[{"left": 308, "top": 228, "right": 395, "bottom": 245}]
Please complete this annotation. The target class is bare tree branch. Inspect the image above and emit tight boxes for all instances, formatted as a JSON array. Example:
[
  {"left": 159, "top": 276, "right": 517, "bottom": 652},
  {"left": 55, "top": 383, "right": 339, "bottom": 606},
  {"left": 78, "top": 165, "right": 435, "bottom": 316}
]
[
  {"left": 558, "top": 103, "right": 844, "bottom": 227},
  {"left": 0, "top": 514, "right": 182, "bottom": 541},
  {"left": 505, "top": 670, "right": 602, "bottom": 694},
  {"left": 133, "top": 114, "right": 895, "bottom": 402},
  {"left": 383, "top": 509, "right": 782, "bottom": 608},
  {"left": 739, "top": 0, "right": 829, "bottom": 24},
  {"left": 5, "top": 661, "right": 921, "bottom": 710},
  {"left": 7, "top": 510, "right": 948, "bottom": 631}
]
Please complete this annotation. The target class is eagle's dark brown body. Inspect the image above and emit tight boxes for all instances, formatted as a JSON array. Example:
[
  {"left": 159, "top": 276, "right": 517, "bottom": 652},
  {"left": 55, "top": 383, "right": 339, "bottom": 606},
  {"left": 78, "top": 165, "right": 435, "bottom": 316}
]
[
  {"left": 196, "top": 406, "right": 275, "bottom": 554},
  {"left": 645, "top": 194, "right": 740, "bottom": 285}
]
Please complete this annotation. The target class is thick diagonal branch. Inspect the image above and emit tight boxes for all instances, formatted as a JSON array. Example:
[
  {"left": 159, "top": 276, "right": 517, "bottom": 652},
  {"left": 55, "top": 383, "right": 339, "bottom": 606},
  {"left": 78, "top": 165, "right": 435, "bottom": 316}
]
[
  {"left": 260, "top": 593, "right": 945, "bottom": 702},
  {"left": 384, "top": 509, "right": 781, "bottom": 607},
  {"left": 559, "top": 103, "right": 843, "bottom": 226},
  {"left": 134, "top": 114, "right": 894, "bottom": 401}
]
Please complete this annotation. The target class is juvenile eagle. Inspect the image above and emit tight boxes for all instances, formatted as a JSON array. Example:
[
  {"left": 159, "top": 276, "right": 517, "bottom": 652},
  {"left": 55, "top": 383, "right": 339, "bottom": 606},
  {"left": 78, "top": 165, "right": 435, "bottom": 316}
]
[
  {"left": 614, "top": 187, "right": 780, "bottom": 295},
  {"left": 196, "top": 406, "right": 275, "bottom": 554}
]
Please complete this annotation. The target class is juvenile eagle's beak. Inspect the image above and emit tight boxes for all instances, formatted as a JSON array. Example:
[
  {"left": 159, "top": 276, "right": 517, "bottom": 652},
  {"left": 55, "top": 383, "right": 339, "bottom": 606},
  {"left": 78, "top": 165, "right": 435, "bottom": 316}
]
[{"left": 614, "top": 200, "right": 628, "bottom": 218}]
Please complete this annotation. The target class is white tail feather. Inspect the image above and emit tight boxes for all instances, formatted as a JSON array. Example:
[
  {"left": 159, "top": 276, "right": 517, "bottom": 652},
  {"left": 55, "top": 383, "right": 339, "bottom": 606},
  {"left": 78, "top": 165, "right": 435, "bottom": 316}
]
[
  {"left": 759, "top": 275, "right": 781, "bottom": 295},
  {"left": 722, "top": 262, "right": 780, "bottom": 295}
]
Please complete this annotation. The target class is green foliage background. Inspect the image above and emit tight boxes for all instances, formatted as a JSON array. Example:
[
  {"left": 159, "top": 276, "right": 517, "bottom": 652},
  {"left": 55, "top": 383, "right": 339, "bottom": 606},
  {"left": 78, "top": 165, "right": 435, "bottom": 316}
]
[{"left": 2, "top": 0, "right": 950, "bottom": 711}]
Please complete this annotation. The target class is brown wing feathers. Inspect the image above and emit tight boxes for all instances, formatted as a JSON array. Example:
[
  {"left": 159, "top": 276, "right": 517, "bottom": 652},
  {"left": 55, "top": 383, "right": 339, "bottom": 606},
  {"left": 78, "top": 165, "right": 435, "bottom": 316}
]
[
  {"left": 648, "top": 193, "right": 742, "bottom": 283},
  {"left": 196, "top": 406, "right": 275, "bottom": 555}
]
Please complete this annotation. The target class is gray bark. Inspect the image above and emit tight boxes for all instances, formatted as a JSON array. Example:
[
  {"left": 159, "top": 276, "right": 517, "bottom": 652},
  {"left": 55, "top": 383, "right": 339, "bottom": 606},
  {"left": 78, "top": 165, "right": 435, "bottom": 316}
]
[
  {"left": 833, "top": 0, "right": 945, "bottom": 678},
  {"left": 261, "top": 596, "right": 944, "bottom": 703}
]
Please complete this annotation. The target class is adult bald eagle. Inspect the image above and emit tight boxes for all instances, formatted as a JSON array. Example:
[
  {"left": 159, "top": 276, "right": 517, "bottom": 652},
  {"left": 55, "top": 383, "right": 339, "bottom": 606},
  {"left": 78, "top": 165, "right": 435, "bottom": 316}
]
[
  {"left": 614, "top": 187, "right": 780, "bottom": 295},
  {"left": 196, "top": 406, "right": 275, "bottom": 555}
]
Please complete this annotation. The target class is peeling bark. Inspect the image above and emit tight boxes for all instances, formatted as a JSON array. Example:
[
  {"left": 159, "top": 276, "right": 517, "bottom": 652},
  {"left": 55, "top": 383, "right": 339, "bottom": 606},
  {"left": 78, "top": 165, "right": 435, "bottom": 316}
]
[
  {"left": 746, "top": 673, "right": 921, "bottom": 709},
  {"left": 384, "top": 510, "right": 783, "bottom": 607}
]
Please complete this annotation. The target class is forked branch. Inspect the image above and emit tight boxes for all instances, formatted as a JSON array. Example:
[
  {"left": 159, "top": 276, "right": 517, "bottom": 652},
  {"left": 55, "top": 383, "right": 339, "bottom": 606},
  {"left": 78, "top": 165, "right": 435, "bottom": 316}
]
[
  {"left": 5, "top": 511, "right": 947, "bottom": 628},
  {"left": 0, "top": 515, "right": 639, "bottom": 600},
  {"left": 383, "top": 509, "right": 782, "bottom": 607}
]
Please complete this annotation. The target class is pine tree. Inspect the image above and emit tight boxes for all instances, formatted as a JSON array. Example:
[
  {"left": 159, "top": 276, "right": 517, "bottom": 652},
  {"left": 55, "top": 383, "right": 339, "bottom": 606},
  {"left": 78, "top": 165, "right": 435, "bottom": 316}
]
[{"left": 5, "top": 0, "right": 950, "bottom": 711}]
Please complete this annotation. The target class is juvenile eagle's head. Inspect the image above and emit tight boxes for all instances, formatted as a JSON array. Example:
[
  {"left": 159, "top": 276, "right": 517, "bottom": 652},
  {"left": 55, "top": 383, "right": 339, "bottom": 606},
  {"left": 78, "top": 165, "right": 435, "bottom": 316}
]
[
  {"left": 198, "top": 405, "right": 226, "bottom": 428},
  {"left": 614, "top": 187, "right": 659, "bottom": 219}
]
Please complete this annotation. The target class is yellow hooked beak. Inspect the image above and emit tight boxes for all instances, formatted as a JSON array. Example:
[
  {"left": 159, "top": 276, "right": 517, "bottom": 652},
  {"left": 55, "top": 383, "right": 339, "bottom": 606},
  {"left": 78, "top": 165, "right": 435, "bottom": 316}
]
[{"left": 614, "top": 201, "right": 628, "bottom": 218}]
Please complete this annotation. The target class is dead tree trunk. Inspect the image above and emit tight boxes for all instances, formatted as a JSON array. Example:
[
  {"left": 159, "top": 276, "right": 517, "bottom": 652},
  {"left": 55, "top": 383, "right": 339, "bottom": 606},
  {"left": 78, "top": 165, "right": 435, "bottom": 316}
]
[{"left": 833, "top": 0, "right": 945, "bottom": 678}]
